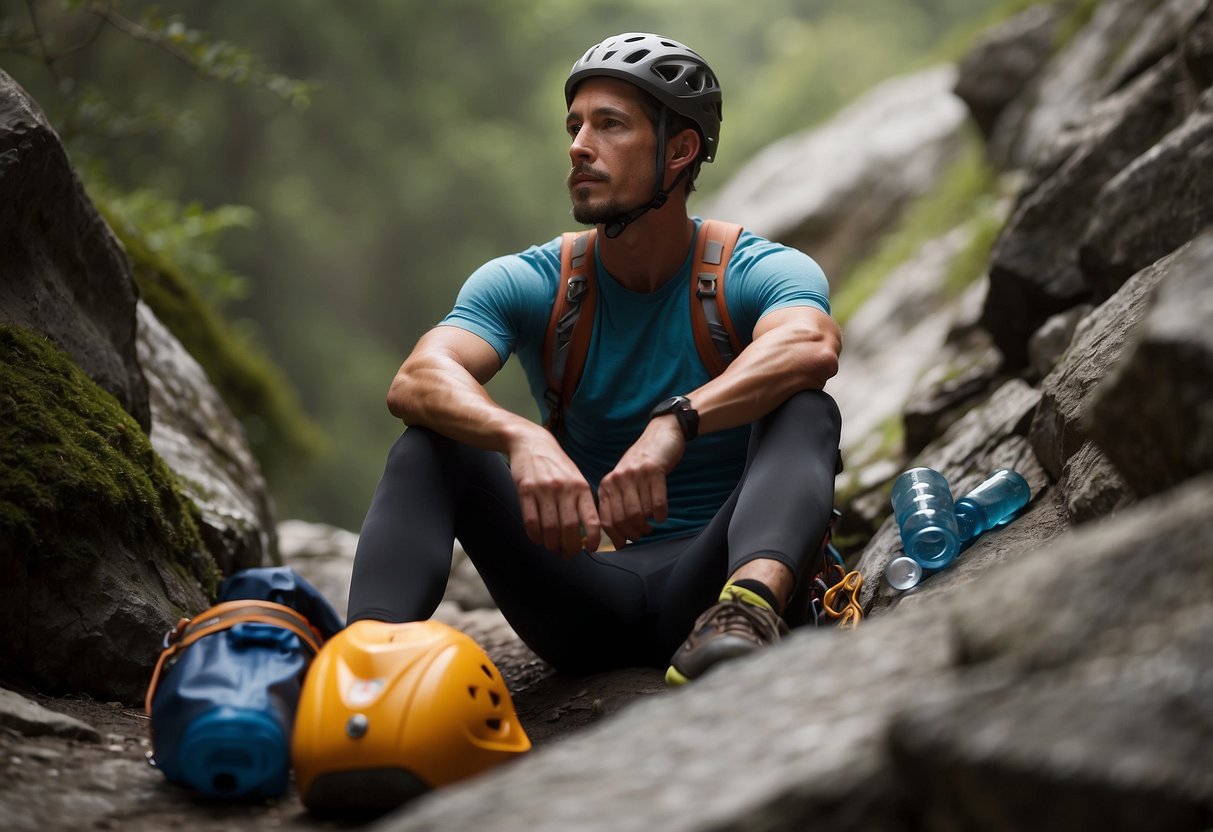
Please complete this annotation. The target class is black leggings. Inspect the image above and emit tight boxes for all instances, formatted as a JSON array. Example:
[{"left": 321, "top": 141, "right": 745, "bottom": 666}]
[{"left": 348, "top": 390, "right": 841, "bottom": 674}]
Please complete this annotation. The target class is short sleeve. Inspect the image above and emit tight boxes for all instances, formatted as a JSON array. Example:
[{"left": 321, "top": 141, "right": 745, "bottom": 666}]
[
  {"left": 727, "top": 232, "right": 831, "bottom": 337},
  {"left": 438, "top": 241, "right": 561, "bottom": 365}
]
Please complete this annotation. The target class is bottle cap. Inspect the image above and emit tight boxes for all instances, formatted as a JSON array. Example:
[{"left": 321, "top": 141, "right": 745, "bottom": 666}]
[{"left": 886, "top": 556, "right": 922, "bottom": 591}]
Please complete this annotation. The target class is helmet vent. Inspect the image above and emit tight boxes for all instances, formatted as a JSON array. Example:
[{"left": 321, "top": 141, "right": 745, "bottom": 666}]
[
  {"left": 623, "top": 49, "right": 649, "bottom": 64},
  {"left": 485, "top": 718, "right": 503, "bottom": 732},
  {"left": 602, "top": 49, "right": 617, "bottom": 61},
  {"left": 654, "top": 64, "right": 681, "bottom": 83},
  {"left": 467, "top": 685, "right": 478, "bottom": 699},
  {"left": 489, "top": 690, "right": 501, "bottom": 707},
  {"left": 480, "top": 664, "right": 494, "bottom": 680}
]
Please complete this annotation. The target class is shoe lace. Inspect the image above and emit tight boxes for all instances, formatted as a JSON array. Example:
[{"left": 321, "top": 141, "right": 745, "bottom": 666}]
[{"left": 701, "top": 598, "right": 786, "bottom": 644}]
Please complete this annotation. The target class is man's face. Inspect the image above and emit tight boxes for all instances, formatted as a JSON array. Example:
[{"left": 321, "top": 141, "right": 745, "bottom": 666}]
[{"left": 565, "top": 77, "right": 659, "bottom": 225}]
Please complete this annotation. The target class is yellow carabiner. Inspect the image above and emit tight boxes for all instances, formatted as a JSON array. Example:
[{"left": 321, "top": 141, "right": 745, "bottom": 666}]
[{"left": 822, "top": 570, "right": 863, "bottom": 629}]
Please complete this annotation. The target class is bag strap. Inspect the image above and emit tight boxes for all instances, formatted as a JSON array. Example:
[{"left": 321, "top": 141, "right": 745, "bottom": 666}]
[
  {"left": 541, "top": 219, "right": 744, "bottom": 433},
  {"left": 144, "top": 599, "right": 325, "bottom": 715},
  {"left": 689, "top": 219, "right": 745, "bottom": 377},
  {"left": 542, "top": 229, "right": 598, "bottom": 434}
]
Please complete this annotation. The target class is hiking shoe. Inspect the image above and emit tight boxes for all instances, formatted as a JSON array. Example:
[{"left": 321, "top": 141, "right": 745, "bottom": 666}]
[{"left": 665, "top": 586, "right": 789, "bottom": 686}]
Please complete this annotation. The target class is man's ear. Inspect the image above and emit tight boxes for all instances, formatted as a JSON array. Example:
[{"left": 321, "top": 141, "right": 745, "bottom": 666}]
[{"left": 667, "top": 128, "right": 701, "bottom": 173}]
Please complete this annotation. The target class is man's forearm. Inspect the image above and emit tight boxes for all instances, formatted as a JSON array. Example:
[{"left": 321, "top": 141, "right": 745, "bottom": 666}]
[
  {"left": 387, "top": 355, "right": 539, "bottom": 454},
  {"left": 688, "top": 312, "right": 840, "bottom": 436}
]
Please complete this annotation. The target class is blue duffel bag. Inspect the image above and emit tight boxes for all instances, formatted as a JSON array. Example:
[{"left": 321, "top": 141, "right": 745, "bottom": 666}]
[{"left": 145, "top": 566, "right": 344, "bottom": 800}]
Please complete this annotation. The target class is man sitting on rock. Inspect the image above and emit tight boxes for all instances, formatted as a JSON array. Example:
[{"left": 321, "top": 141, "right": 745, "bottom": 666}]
[{"left": 348, "top": 32, "right": 842, "bottom": 685}]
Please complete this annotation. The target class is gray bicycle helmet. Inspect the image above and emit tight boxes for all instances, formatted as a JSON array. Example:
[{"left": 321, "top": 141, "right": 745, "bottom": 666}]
[{"left": 565, "top": 32, "right": 722, "bottom": 163}]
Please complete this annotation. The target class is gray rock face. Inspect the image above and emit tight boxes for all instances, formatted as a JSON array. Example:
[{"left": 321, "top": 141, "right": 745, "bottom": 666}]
[
  {"left": 1030, "top": 242, "right": 1174, "bottom": 479},
  {"left": 831, "top": 227, "right": 982, "bottom": 478},
  {"left": 953, "top": 3, "right": 1059, "bottom": 151},
  {"left": 1079, "top": 93, "right": 1213, "bottom": 298},
  {"left": 1086, "top": 230, "right": 1213, "bottom": 497},
  {"left": 0, "top": 688, "right": 100, "bottom": 741},
  {"left": 979, "top": 0, "right": 1213, "bottom": 369},
  {"left": 699, "top": 65, "right": 968, "bottom": 282},
  {"left": 1002, "top": 0, "right": 1191, "bottom": 171},
  {"left": 983, "top": 54, "right": 1185, "bottom": 368},
  {"left": 137, "top": 302, "right": 273, "bottom": 575},
  {"left": 0, "top": 529, "right": 209, "bottom": 704},
  {"left": 0, "top": 71, "right": 149, "bottom": 429}
]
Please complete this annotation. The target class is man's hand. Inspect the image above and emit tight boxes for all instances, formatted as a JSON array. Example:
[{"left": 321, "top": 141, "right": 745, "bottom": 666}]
[
  {"left": 507, "top": 425, "right": 601, "bottom": 557},
  {"left": 598, "top": 416, "right": 686, "bottom": 549}
]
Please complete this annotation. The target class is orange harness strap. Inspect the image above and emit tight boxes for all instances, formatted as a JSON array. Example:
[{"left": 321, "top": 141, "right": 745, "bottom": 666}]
[{"left": 542, "top": 220, "right": 745, "bottom": 433}]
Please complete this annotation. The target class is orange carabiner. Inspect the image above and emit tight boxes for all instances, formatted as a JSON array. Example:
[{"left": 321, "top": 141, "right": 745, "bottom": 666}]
[{"left": 822, "top": 570, "right": 863, "bottom": 629}]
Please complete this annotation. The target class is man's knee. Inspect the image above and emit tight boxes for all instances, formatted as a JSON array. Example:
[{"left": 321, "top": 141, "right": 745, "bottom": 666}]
[
  {"left": 762, "top": 390, "right": 842, "bottom": 444},
  {"left": 384, "top": 426, "right": 487, "bottom": 474},
  {"left": 780, "top": 389, "right": 841, "bottom": 425}
]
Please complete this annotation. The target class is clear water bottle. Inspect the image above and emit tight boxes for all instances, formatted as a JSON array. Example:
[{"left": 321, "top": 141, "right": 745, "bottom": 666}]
[
  {"left": 890, "top": 467, "right": 960, "bottom": 571},
  {"left": 955, "top": 469, "right": 1031, "bottom": 548}
]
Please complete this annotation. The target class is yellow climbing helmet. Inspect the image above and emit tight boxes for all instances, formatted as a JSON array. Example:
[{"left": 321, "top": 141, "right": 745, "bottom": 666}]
[{"left": 292, "top": 619, "right": 531, "bottom": 813}]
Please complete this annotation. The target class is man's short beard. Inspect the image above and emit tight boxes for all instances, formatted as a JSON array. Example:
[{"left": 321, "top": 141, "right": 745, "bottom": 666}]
[{"left": 571, "top": 194, "right": 627, "bottom": 226}]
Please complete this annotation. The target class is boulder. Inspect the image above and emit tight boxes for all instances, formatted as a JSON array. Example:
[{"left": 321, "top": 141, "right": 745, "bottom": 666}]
[
  {"left": 1086, "top": 230, "right": 1213, "bottom": 496},
  {"left": 1079, "top": 93, "right": 1213, "bottom": 299},
  {"left": 982, "top": 54, "right": 1185, "bottom": 368},
  {"left": 0, "top": 71, "right": 149, "bottom": 429},
  {"left": 953, "top": 3, "right": 1059, "bottom": 156},
  {"left": 1030, "top": 240, "right": 1176, "bottom": 479},
  {"left": 901, "top": 285, "right": 1003, "bottom": 457},
  {"left": 699, "top": 65, "right": 968, "bottom": 282},
  {"left": 1026, "top": 304, "right": 1092, "bottom": 381},
  {"left": 0, "top": 327, "right": 213, "bottom": 704},
  {"left": 138, "top": 302, "right": 274, "bottom": 575},
  {"left": 832, "top": 226, "right": 979, "bottom": 469},
  {"left": 0, "top": 688, "right": 100, "bottom": 741},
  {"left": 997, "top": 0, "right": 1192, "bottom": 171}
]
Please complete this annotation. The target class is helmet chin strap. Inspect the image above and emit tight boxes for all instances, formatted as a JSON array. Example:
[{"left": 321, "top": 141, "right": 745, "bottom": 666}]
[{"left": 603, "top": 107, "right": 690, "bottom": 239}]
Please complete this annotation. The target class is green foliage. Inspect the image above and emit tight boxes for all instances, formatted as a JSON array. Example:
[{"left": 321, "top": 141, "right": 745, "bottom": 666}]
[
  {"left": 0, "top": 1, "right": 310, "bottom": 145},
  {"left": 0, "top": 325, "right": 219, "bottom": 595},
  {"left": 831, "top": 128, "right": 1001, "bottom": 324},
  {"left": 88, "top": 172, "right": 255, "bottom": 307},
  {"left": 91, "top": 185, "right": 329, "bottom": 488}
]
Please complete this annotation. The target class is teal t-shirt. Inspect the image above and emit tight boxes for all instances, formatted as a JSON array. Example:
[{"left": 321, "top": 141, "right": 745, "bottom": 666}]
[{"left": 439, "top": 218, "right": 830, "bottom": 542}]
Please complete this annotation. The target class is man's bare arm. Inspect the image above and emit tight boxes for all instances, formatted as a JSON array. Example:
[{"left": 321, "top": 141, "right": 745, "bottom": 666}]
[
  {"left": 689, "top": 305, "right": 841, "bottom": 433},
  {"left": 387, "top": 326, "right": 601, "bottom": 555}
]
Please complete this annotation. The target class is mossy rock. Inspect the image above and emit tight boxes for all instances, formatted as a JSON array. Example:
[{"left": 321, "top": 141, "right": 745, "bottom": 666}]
[
  {"left": 0, "top": 324, "right": 218, "bottom": 700},
  {"left": 0, "top": 324, "right": 216, "bottom": 583}
]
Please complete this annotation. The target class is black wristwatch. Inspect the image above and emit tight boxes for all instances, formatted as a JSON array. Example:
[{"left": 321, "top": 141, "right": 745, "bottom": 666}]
[{"left": 649, "top": 395, "right": 699, "bottom": 441}]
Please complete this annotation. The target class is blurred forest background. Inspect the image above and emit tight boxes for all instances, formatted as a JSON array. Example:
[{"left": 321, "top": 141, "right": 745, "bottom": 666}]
[{"left": 1, "top": 0, "right": 1012, "bottom": 531}]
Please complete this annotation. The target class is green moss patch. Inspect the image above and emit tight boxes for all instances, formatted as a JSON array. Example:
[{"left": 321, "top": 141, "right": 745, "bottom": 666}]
[{"left": 0, "top": 325, "right": 219, "bottom": 595}]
